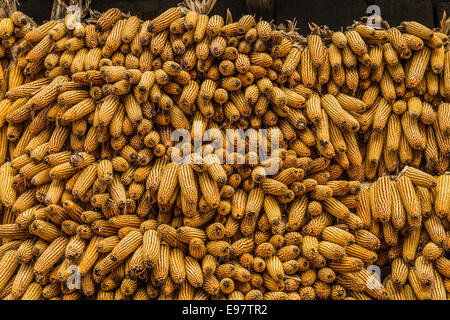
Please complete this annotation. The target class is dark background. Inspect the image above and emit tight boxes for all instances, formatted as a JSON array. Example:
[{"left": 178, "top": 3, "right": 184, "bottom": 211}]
[{"left": 16, "top": 0, "right": 449, "bottom": 32}]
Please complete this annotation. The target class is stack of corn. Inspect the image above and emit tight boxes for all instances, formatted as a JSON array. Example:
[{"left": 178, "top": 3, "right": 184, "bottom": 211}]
[{"left": 0, "top": 2, "right": 448, "bottom": 300}]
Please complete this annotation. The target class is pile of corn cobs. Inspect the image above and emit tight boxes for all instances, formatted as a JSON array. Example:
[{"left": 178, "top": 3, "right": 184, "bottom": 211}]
[{"left": 0, "top": 3, "right": 448, "bottom": 300}]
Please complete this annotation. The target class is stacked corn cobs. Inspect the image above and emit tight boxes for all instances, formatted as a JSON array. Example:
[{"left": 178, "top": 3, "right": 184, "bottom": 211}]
[{"left": 0, "top": 5, "right": 448, "bottom": 301}]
